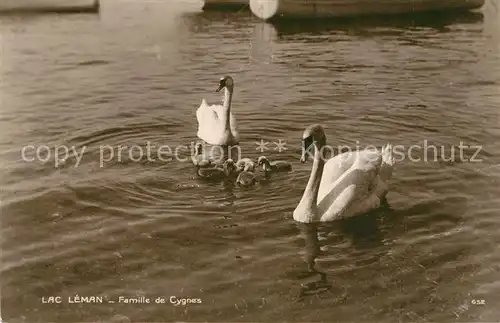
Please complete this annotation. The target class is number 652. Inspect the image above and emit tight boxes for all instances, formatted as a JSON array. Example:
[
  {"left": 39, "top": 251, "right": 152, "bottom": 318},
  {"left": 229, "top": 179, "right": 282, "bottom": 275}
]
[{"left": 471, "top": 299, "right": 486, "bottom": 305}]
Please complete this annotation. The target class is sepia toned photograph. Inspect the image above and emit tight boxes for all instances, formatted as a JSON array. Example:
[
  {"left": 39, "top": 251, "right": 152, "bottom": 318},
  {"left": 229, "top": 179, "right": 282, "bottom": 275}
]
[{"left": 0, "top": 0, "right": 499, "bottom": 322}]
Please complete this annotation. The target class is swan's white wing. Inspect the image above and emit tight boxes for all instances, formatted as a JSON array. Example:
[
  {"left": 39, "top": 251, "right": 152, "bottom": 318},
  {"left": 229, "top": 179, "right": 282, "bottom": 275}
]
[
  {"left": 212, "top": 105, "right": 239, "bottom": 142},
  {"left": 379, "top": 143, "right": 395, "bottom": 181},
  {"left": 372, "top": 144, "right": 395, "bottom": 200},
  {"left": 210, "top": 104, "right": 224, "bottom": 120},
  {"left": 196, "top": 99, "right": 220, "bottom": 124},
  {"left": 196, "top": 99, "right": 209, "bottom": 116},
  {"left": 196, "top": 100, "right": 223, "bottom": 144},
  {"left": 196, "top": 100, "right": 211, "bottom": 141},
  {"left": 196, "top": 99, "right": 239, "bottom": 145},
  {"left": 317, "top": 151, "right": 357, "bottom": 200},
  {"left": 317, "top": 149, "right": 383, "bottom": 221},
  {"left": 196, "top": 99, "right": 210, "bottom": 127}
]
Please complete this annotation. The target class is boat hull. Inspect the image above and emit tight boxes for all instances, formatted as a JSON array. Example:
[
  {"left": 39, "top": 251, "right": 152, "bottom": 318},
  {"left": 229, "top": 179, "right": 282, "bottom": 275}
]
[
  {"left": 249, "top": 0, "right": 485, "bottom": 20},
  {"left": 202, "top": 0, "right": 248, "bottom": 11},
  {"left": 0, "top": 0, "right": 99, "bottom": 13}
]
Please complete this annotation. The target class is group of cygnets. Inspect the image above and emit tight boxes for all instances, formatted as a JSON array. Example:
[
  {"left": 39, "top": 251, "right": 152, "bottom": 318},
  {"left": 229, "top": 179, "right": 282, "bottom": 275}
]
[{"left": 191, "top": 143, "right": 292, "bottom": 186}]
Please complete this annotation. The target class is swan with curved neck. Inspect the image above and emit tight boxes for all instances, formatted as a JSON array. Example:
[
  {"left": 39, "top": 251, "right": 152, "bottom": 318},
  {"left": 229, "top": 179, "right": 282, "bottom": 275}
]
[
  {"left": 293, "top": 124, "right": 394, "bottom": 223},
  {"left": 196, "top": 76, "right": 239, "bottom": 148}
]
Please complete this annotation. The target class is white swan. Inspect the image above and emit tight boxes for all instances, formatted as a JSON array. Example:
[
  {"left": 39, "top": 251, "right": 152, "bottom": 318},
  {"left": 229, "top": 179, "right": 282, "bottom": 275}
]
[
  {"left": 293, "top": 124, "right": 395, "bottom": 223},
  {"left": 196, "top": 75, "right": 239, "bottom": 147}
]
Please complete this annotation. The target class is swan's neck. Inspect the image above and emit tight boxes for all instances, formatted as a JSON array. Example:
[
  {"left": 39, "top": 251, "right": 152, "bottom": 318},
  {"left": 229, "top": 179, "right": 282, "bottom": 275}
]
[
  {"left": 303, "top": 144, "right": 325, "bottom": 206},
  {"left": 293, "top": 142, "right": 326, "bottom": 223},
  {"left": 222, "top": 87, "right": 233, "bottom": 131},
  {"left": 262, "top": 160, "right": 272, "bottom": 171}
]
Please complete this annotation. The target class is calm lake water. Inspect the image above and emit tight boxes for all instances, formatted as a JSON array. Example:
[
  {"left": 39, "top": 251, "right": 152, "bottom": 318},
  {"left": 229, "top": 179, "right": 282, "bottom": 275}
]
[{"left": 1, "top": 0, "right": 500, "bottom": 322}]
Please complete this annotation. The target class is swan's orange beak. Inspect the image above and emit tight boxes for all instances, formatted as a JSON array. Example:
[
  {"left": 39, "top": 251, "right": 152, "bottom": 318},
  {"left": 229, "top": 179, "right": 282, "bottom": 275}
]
[{"left": 215, "top": 84, "right": 224, "bottom": 92}]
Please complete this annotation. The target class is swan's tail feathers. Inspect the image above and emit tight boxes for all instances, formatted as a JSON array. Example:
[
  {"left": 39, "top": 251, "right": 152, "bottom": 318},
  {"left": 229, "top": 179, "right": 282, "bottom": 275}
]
[
  {"left": 380, "top": 143, "right": 395, "bottom": 181},
  {"left": 382, "top": 144, "right": 394, "bottom": 165},
  {"left": 198, "top": 98, "right": 209, "bottom": 111},
  {"left": 196, "top": 99, "right": 210, "bottom": 133}
]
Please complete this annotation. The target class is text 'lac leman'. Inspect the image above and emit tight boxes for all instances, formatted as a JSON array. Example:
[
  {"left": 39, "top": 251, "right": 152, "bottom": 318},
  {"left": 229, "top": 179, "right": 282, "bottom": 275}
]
[
  {"left": 41, "top": 296, "right": 105, "bottom": 304},
  {"left": 41, "top": 295, "right": 153, "bottom": 304}
]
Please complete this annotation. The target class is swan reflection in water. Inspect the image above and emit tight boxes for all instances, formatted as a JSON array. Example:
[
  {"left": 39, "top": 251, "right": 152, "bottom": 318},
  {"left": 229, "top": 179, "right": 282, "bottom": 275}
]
[
  {"left": 295, "top": 206, "right": 396, "bottom": 300},
  {"left": 296, "top": 222, "right": 331, "bottom": 299}
]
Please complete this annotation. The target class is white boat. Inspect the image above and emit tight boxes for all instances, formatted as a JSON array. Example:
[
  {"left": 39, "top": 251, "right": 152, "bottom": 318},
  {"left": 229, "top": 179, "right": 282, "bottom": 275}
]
[
  {"left": 249, "top": 0, "right": 485, "bottom": 20},
  {"left": 0, "top": 0, "right": 99, "bottom": 13}
]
